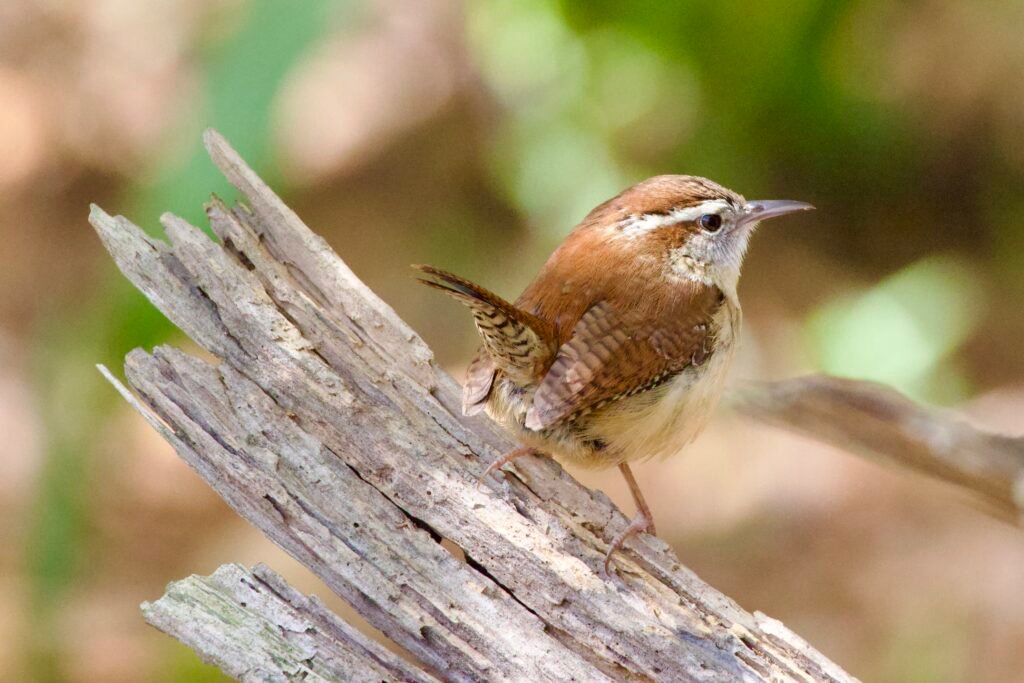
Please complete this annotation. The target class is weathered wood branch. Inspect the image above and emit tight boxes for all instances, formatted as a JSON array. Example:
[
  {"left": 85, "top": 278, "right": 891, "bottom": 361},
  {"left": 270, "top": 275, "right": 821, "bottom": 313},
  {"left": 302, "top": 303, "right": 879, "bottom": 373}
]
[
  {"left": 734, "top": 377, "right": 1024, "bottom": 521},
  {"left": 142, "top": 563, "right": 438, "bottom": 682},
  {"left": 92, "top": 128, "right": 863, "bottom": 682}
]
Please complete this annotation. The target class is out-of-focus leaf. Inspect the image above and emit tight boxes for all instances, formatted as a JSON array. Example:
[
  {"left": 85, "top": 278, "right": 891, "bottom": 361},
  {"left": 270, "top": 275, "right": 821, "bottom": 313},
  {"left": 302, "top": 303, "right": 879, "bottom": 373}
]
[{"left": 806, "top": 256, "right": 983, "bottom": 402}]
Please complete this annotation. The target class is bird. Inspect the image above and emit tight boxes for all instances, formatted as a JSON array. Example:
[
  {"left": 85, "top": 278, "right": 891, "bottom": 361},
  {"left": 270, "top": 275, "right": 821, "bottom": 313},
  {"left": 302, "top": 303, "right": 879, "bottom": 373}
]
[{"left": 415, "top": 175, "right": 813, "bottom": 571}]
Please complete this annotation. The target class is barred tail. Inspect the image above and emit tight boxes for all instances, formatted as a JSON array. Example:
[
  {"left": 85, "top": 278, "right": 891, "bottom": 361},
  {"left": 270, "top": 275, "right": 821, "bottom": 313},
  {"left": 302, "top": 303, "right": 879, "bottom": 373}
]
[{"left": 413, "top": 265, "right": 554, "bottom": 385}]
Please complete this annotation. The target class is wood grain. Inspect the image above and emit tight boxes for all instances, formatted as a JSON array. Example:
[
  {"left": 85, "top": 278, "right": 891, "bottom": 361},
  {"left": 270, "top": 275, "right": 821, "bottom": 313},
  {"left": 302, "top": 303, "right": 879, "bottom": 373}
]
[
  {"left": 142, "top": 563, "right": 438, "bottom": 682},
  {"left": 735, "top": 376, "right": 1024, "bottom": 521},
  {"left": 93, "top": 129, "right": 857, "bottom": 682}
]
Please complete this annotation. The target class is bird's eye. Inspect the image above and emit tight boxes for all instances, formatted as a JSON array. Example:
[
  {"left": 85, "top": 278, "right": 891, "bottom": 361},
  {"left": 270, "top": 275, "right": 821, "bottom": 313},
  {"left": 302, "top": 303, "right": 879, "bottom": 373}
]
[{"left": 699, "top": 214, "right": 723, "bottom": 232}]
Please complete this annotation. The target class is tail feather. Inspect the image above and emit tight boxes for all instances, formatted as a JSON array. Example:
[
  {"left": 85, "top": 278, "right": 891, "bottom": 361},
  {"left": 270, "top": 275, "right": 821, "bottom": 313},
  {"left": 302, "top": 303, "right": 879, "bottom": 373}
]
[
  {"left": 462, "top": 350, "right": 496, "bottom": 416},
  {"left": 413, "top": 264, "right": 554, "bottom": 385}
]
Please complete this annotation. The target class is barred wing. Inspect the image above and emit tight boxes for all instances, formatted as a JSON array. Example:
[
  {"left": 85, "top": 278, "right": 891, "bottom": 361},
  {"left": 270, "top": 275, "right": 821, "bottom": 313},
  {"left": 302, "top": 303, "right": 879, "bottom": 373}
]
[{"left": 525, "top": 288, "right": 721, "bottom": 431}]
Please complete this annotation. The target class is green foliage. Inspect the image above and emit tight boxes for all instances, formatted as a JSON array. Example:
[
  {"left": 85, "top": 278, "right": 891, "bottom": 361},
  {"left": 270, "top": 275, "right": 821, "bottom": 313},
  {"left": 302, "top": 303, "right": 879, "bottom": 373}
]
[{"left": 807, "top": 256, "right": 983, "bottom": 402}]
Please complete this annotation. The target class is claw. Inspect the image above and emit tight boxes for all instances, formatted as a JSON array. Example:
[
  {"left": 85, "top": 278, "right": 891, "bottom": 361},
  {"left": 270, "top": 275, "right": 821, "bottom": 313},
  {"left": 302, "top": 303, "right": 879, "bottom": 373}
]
[
  {"left": 477, "top": 446, "right": 537, "bottom": 488},
  {"left": 603, "top": 510, "right": 656, "bottom": 573},
  {"left": 604, "top": 462, "right": 658, "bottom": 574}
]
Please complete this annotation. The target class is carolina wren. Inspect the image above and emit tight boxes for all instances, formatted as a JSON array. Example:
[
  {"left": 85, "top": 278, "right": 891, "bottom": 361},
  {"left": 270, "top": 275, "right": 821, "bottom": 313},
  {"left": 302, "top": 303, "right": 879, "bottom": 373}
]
[{"left": 416, "top": 175, "right": 812, "bottom": 570}]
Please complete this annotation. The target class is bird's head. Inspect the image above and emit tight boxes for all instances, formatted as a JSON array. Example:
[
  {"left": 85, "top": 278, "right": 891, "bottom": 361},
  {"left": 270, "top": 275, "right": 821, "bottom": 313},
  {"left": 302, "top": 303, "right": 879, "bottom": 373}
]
[{"left": 592, "top": 175, "right": 813, "bottom": 297}]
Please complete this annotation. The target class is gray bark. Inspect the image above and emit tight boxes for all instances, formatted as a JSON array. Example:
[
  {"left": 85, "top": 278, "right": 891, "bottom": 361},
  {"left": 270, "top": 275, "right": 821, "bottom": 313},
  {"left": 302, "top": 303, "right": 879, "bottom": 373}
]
[
  {"left": 735, "top": 377, "right": 1024, "bottom": 521},
  {"left": 141, "top": 563, "right": 438, "bottom": 682},
  {"left": 92, "top": 128, "right": 868, "bottom": 682}
]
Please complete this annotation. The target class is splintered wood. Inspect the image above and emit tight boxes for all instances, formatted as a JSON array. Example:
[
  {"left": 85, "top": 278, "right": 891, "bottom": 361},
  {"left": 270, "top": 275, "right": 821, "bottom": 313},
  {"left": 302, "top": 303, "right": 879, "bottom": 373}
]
[{"left": 93, "top": 129, "right": 856, "bottom": 682}]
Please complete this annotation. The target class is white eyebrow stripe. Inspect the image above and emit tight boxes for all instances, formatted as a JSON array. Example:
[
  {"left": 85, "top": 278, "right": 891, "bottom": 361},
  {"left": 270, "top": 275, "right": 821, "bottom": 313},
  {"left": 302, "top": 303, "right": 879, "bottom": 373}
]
[{"left": 614, "top": 199, "right": 733, "bottom": 239}]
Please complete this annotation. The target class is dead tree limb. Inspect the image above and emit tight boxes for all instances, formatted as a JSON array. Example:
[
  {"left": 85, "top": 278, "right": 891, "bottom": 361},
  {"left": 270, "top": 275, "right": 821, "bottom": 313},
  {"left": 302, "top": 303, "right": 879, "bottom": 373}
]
[
  {"left": 92, "top": 128, "right": 859, "bottom": 682},
  {"left": 734, "top": 377, "right": 1024, "bottom": 521},
  {"left": 142, "top": 563, "right": 438, "bottom": 682}
]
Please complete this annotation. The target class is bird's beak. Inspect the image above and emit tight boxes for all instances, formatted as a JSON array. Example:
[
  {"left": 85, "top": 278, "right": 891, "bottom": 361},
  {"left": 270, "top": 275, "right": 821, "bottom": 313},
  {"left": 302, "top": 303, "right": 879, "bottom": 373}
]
[{"left": 737, "top": 200, "right": 815, "bottom": 229}]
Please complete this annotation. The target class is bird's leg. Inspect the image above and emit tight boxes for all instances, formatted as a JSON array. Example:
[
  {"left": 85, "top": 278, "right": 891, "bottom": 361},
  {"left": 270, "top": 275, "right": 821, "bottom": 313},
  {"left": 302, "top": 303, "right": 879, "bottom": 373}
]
[
  {"left": 604, "top": 462, "right": 657, "bottom": 572},
  {"left": 477, "top": 445, "right": 538, "bottom": 486}
]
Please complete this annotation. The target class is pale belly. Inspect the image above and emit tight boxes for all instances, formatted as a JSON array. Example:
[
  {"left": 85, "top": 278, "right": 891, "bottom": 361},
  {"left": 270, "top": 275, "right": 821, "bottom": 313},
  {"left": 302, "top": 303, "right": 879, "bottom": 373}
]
[{"left": 484, "top": 302, "right": 740, "bottom": 469}]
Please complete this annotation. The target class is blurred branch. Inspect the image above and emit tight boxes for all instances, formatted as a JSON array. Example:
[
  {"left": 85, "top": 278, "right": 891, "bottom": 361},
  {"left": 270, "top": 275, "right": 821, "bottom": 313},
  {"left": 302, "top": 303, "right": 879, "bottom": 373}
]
[
  {"left": 142, "top": 563, "right": 436, "bottom": 682},
  {"left": 734, "top": 376, "right": 1024, "bottom": 521},
  {"left": 91, "top": 129, "right": 854, "bottom": 682}
]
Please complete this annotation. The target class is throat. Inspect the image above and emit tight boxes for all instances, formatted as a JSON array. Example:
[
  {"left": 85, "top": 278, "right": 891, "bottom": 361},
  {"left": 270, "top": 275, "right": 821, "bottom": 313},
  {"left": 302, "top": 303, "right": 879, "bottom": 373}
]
[
  {"left": 665, "top": 250, "right": 710, "bottom": 283},
  {"left": 665, "top": 249, "right": 740, "bottom": 301}
]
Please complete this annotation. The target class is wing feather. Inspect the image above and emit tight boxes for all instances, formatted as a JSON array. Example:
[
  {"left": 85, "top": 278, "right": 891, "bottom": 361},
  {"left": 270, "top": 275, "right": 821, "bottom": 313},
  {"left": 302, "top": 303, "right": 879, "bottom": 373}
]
[{"left": 525, "top": 286, "right": 721, "bottom": 431}]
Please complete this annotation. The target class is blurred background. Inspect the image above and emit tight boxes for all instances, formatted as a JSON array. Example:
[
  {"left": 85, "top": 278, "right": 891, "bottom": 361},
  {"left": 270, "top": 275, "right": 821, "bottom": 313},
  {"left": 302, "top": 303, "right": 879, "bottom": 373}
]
[{"left": 2, "top": 0, "right": 1024, "bottom": 680}]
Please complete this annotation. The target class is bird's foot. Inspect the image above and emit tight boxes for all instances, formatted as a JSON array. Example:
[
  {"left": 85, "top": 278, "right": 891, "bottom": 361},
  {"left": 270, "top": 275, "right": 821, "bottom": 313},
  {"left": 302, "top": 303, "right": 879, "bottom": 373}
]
[
  {"left": 603, "top": 510, "right": 656, "bottom": 574},
  {"left": 477, "top": 446, "right": 538, "bottom": 487}
]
